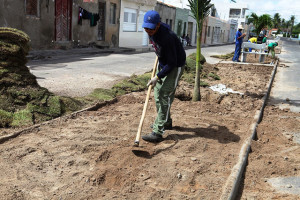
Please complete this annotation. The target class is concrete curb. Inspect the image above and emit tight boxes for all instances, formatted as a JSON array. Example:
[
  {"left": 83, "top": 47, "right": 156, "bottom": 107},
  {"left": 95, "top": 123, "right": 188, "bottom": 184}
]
[
  {"left": 0, "top": 98, "right": 118, "bottom": 144},
  {"left": 220, "top": 60, "right": 279, "bottom": 200}
]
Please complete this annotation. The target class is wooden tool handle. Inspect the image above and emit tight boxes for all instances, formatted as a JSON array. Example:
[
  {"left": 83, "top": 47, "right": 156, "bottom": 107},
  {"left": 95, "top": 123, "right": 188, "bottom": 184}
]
[{"left": 134, "top": 56, "right": 158, "bottom": 146}]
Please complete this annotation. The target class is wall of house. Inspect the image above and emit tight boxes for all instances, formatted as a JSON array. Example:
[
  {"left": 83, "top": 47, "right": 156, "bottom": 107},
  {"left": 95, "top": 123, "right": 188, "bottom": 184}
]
[
  {"left": 72, "top": 0, "right": 121, "bottom": 48},
  {"left": 188, "top": 13, "right": 197, "bottom": 46},
  {"left": 72, "top": 1, "right": 99, "bottom": 47},
  {"left": 203, "top": 16, "right": 232, "bottom": 45},
  {"left": 174, "top": 8, "right": 189, "bottom": 37},
  {"left": 0, "top": 0, "right": 55, "bottom": 49},
  {"left": 106, "top": 0, "right": 121, "bottom": 47},
  {"left": 119, "top": 0, "right": 156, "bottom": 47},
  {"left": 0, "top": 0, "right": 121, "bottom": 49},
  {"left": 155, "top": 2, "right": 176, "bottom": 31}
]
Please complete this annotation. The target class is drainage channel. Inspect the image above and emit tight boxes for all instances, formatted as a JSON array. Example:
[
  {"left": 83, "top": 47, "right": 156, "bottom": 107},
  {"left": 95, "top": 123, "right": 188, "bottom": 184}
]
[{"left": 220, "top": 60, "right": 279, "bottom": 200}]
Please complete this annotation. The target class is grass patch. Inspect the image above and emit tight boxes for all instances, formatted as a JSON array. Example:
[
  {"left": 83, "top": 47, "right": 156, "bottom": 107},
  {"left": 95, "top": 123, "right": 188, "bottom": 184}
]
[
  {"left": 89, "top": 88, "right": 116, "bottom": 101},
  {"left": 211, "top": 52, "right": 234, "bottom": 59},
  {"left": 11, "top": 109, "right": 33, "bottom": 127},
  {"left": 0, "top": 109, "right": 13, "bottom": 127},
  {"left": 181, "top": 53, "right": 220, "bottom": 86},
  {"left": 112, "top": 73, "right": 151, "bottom": 95},
  {"left": 208, "top": 72, "right": 220, "bottom": 80}
]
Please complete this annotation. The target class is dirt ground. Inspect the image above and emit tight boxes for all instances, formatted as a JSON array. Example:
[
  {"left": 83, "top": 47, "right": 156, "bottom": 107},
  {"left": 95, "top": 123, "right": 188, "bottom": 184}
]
[
  {"left": 239, "top": 105, "right": 300, "bottom": 200},
  {"left": 0, "top": 55, "right": 298, "bottom": 199}
]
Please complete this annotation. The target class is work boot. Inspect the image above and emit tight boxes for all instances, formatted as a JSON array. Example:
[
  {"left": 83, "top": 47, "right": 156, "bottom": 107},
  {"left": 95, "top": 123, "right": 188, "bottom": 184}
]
[
  {"left": 142, "top": 132, "right": 163, "bottom": 143},
  {"left": 150, "top": 123, "right": 172, "bottom": 130}
]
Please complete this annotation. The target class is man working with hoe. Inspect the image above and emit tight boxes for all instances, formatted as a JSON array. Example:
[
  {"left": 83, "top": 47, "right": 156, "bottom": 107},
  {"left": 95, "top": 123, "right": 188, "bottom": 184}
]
[{"left": 141, "top": 10, "right": 186, "bottom": 143}]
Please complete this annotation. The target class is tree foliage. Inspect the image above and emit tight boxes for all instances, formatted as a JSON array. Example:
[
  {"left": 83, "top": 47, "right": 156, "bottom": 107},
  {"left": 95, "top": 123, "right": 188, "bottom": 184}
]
[
  {"left": 248, "top": 13, "right": 272, "bottom": 35},
  {"left": 290, "top": 15, "right": 295, "bottom": 34},
  {"left": 272, "top": 13, "right": 281, "bottom": 28}
]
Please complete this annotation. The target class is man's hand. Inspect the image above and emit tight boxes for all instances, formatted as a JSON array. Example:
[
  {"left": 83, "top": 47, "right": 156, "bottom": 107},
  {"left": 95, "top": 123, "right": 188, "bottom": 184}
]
[{"left": 147, "top": 76, "right": 159, "bottom": 87}]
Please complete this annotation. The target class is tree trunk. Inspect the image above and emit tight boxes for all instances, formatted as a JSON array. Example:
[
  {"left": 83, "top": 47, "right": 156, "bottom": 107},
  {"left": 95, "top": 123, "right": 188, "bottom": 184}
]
[{"left": 192, "top": 24, "right": 202, "bottom": 101}]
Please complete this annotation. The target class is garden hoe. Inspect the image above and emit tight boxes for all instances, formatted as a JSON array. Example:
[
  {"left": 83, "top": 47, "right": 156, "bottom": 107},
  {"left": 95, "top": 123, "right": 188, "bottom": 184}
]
[{"left": 133, "top": 56, "right": 158, "bottom": 148}]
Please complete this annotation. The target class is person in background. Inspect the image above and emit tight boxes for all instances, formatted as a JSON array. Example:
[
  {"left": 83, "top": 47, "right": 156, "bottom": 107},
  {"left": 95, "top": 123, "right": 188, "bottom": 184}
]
[
  {"left": 248, "top": 37, "right": 257, "bottom": 52},
  {"left": 185, "top": 34, "right": 191, "bottom": 46},
  {"left": 232, "top": 25, "right": 246, "bottom": 62},
  {"left": 257, "top": 34, "right": 265, "bottom": 44},
  {"left": 262, "top": 35, "right": 267, "bottom": 43},
  {"left": 141, "top": 10, "right": 186, "bottom": 143},
  {"left": 181, "top": 34, "right": 186, "bottom": 46},
  {"left": 267, "top": 42, "right": 278, "bottom": 59}
]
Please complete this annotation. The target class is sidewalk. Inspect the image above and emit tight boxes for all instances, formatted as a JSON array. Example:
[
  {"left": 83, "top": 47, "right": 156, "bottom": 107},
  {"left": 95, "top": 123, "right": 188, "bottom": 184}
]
[{"left": 27, "top": 45, "right": 197, "bottom": 61}]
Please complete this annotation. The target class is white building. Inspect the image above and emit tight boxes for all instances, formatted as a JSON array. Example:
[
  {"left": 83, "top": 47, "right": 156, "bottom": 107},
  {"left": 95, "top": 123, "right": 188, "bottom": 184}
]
[
  {"left": 212, "top": 1, "right": 249, "bottom": 27},
  {"left": 119, "top": 0, "right": 156, "bottom": 47}
]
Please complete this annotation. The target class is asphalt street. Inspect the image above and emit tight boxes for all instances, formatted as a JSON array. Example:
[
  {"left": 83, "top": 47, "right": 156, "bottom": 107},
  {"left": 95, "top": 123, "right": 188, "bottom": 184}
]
[{"left": 27, "top": 44, "right": 235, "bottom": 97}]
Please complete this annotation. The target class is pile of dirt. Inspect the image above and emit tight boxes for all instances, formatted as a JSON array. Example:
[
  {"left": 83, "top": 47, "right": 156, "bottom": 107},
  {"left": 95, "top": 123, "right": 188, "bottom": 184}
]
[{"left": 0, "top": 27, "right": 82, "bottom": 128}]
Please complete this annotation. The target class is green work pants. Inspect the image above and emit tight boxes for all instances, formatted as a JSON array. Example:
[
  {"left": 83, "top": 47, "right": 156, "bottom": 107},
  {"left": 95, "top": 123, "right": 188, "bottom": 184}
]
[
  {"left": 152, "top": 66, "right": 183, "bottom": 135},
  {"left": 268, "top": 46, "right": 275, "bottom": 58}
]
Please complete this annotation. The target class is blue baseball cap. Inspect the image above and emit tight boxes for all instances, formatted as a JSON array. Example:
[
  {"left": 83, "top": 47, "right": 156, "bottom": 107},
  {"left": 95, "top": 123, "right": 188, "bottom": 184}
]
[{"left": 142, "top": 10, "right": 160, "bottom": 29}]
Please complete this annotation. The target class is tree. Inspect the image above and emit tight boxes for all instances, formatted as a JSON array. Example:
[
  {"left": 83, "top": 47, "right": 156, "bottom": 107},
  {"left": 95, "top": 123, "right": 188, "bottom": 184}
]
[
  {"left": 272, "top": 13, "right": 281, "bottom": 29},
  {"left": 281, "top": 18, "right": 286, "bottom": 31},
  {"left": 188, "top": 0, "right": 213, "bottom": 101},
  {"left": 285, "top": 20, "right": 291, "bottom": 34},
  {"left": 249, "top": 13, "right": 272, "bottom": 35},
  {"left": 290, "top": 15, "right": 295, "bottom": 36}
]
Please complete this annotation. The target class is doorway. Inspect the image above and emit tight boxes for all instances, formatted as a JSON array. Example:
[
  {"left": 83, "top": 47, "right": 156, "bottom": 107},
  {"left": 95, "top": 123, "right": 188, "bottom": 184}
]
[{"left": 55, "top": 0, "right": 72, "bottom": 41}]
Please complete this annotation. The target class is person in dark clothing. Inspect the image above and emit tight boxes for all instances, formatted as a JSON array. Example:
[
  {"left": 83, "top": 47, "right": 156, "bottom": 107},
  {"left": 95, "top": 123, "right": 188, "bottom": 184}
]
[
  {"left": 232, "top": 25, "right": 246, "bottom": 62},
  {"left": 185, "top": 34, "right": 191, "bottom": 46},
  {"left": 141, "top": 10, "right": 186, "bottom": 143}
]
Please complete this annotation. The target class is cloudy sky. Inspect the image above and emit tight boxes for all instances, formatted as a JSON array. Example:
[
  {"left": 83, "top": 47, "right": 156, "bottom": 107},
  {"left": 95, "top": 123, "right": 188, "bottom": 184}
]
[{"left": 211, "top": 0, "right": 300, "bottom": 23}]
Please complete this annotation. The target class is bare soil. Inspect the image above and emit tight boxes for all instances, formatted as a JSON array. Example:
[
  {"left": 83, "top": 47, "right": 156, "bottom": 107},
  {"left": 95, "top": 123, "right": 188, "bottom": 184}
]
[
  {"left": 1, "top": 57, "right": 298, "bottom": 199},
  {"left": 239, "top": 105, "right": 300, "bottom": 200}
]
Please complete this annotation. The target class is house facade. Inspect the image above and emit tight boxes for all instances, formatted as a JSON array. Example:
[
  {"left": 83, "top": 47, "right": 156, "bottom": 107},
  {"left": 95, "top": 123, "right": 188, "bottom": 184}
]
[
  {"left": 0, "top": 0, "right": 238, "bottom": 50},
  {"left": 0, "top": 0, "right": 121, "bottom": 49},
  {"left": 118, "top": 0, "right": 156, "bottom": 47},
  {"left": 174, "top": 7, "right": 189, "bottom": 38},
  {"left": 155, "top": 1, "right": 176, "bottom": 31}
]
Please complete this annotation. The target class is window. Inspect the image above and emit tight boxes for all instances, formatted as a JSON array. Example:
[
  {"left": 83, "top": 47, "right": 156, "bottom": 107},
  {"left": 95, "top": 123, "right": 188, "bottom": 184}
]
[
  {"left": 207, "top": 26, "right": 210, "bottom": 37},
  {"left": 169, "top": 19, "right": 173, "bottom": 30},
  {"left": 109, "top": 3, "right": 116, "bottom": 24},
  {"left": 138, "top": 11, "right": 145, "bottom": 32},
  {"left": 25, "top": 0, "right": 39, "bottom": 17},
  {"left": 124, "top": 12, "right": 129, "bottom": 22},
  {"left": 123, "top": 8, "right": 137, "bottom": 32},
  {"left": 166, "top": 19, "right": 169, "bottom": 25}
]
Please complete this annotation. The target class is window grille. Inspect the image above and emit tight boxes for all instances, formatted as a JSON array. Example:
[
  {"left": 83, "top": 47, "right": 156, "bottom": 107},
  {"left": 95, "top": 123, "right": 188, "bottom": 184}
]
[{"left": 26, "top": 0, "right": 39, "bottom": 17}]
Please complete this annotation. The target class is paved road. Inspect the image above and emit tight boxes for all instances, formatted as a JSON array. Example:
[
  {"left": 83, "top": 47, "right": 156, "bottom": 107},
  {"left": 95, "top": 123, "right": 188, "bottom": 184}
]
[
  {"left": 28, "top": 44, "right": 235, "bottom": 97},
  {"left": 270, "top": 38, "right": 300, "bottom": 112}
]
